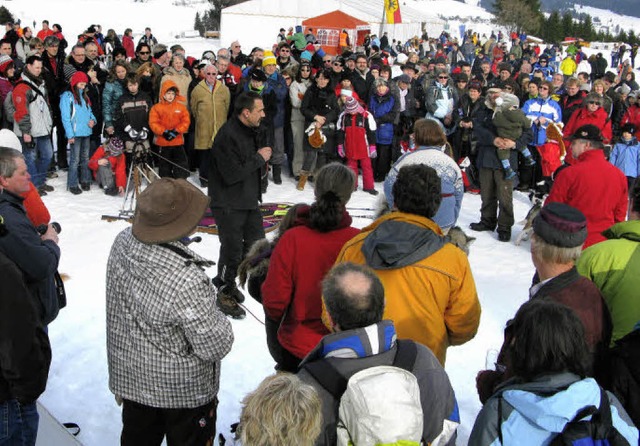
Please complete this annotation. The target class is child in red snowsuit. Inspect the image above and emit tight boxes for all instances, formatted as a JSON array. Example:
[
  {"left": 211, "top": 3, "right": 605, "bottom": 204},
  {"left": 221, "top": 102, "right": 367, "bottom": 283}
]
[
  {"left": 337, "top": 96, "right": 378, "bottom": 195},
  {"left": 88, "top": 137, "right": 127, "bottom": 196}
]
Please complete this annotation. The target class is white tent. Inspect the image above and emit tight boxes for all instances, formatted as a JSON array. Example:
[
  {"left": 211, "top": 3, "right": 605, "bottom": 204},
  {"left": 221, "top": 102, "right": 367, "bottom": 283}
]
[{"left": 220, "top": 0, "right": 432, "bottom": 53}]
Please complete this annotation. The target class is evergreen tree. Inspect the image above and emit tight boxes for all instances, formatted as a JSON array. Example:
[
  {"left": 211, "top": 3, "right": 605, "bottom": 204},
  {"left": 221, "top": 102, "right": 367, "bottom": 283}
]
[
  {"left": 616, "top": 29, "right": 628, "bottom": 44},
  {"left": 0, "top": 6, "right": 14, "bottom": 24},
  {"left": 581, "top": 15, "right": 594, "bottom": 41},
  {"left": 628, "top": 30, "right": 637, "bottom": 46},
  {"left": 194, "top": 12, "right": 204, "bottom": 36},
  {"left": 492, "top": 0, "right": 541, "bottom": 35},
  {"left": 545, "top": 11, "right": 562, "bottom": 43},
  {"left": 561, "top": 12, "right": 574, "bottom": 38}
]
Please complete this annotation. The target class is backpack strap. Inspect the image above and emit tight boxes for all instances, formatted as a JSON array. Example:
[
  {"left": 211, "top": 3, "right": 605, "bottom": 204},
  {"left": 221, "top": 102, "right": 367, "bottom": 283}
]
[{"left": 302, "top": 339, "right": 419, "bottom": 399}]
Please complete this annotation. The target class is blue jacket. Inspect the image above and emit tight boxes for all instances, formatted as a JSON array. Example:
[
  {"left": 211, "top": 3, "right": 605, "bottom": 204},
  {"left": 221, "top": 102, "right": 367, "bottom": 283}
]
[
  {"left": 102, "top": 80, "right": 125, "bottom": 128},
  {"left": 469, "top": 373, "right": 638, "bottom": 446},
  {"left": 369, "top": 91, "right": 397, "bottom": 145},
  {"left": 60, "top": 90, "right": 96, "bottom": 138},
  {"left": 267, "top": 72, "right": 288, "bottom": 128},
  {"left": 384, "top": 146, "right": 463, "bottom": 230},
  {"left": 610, "top": 137, "right": 640, "bottom": 178},
  {"left": 522, "top": 96, "right": 562, "bottom": 146}
]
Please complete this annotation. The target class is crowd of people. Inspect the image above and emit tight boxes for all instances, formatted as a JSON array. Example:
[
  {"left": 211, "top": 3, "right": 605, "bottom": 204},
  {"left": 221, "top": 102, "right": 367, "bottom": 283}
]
[{"left": 1, "top": 16, "right": 640, "bottom": 446}]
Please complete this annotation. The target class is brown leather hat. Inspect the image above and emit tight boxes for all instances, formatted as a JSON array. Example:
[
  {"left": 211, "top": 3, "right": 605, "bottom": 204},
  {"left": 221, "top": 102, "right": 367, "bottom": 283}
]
[{"left": 132, "top": 179, "right": 210, "bottom": 244}]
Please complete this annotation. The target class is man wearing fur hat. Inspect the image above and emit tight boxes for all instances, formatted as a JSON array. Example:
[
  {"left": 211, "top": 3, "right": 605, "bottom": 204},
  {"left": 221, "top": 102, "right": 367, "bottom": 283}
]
[
  {"left": 547, "top": 124, "right": 628, "bottom": 248},
  {"left": 106, "top": 178, "right": 233, "bottom": 446}
]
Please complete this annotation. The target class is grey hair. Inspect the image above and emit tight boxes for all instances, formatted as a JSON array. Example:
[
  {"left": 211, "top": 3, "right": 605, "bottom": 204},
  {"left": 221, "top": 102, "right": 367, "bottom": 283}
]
[
  {"left": 531, "top": 233, "right": 582, "bottom": 264},
  {"left": 0, "top": 148, "right": 24, "bottom": 179}
]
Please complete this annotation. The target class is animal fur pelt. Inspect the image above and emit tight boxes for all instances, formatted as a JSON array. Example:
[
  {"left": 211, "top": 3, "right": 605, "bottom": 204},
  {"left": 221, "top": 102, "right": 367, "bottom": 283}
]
[{"left": 237, "top": 238, "right": 273, "bottom": 289}]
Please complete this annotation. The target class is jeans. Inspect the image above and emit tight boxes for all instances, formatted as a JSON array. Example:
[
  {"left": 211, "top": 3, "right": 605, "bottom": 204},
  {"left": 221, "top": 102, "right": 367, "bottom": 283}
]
[
  {"left": 67, "top": 136, "right": 91, "bottom": 188},
  {"left": 0, "top": 400, "right": 39, "bottom": 446},
  {"left": 21, "top": 136, "right": 53, "bottom": 188}
]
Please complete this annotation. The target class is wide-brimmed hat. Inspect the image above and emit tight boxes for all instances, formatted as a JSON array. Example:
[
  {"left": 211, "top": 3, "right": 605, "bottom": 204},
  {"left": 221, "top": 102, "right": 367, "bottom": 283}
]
[{"left": 132, "top": 178, "right": 210, "bottom": 244}]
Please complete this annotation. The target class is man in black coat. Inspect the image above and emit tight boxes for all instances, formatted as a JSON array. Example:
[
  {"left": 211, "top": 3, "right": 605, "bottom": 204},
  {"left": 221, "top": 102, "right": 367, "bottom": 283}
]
[
  {"left": 41, "top": 35, "right": 68, "bottom": 168},
  {"left": 208, "top": 91, "right": 272, "bottom": 319},
  {"left": 0, "top": 214, "right": 52, "bottom": 445},
  {"left": 0, "top": 148, "right": 63, "bottom": 325},
  {"left": 469, "top": 87, "right": 533, "bottom": 242}
]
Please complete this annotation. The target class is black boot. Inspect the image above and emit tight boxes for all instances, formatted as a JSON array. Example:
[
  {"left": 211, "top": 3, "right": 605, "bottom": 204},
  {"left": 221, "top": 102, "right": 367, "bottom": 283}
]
[{"left": 272, "top": 165, "right": 282, "bottom": 185}]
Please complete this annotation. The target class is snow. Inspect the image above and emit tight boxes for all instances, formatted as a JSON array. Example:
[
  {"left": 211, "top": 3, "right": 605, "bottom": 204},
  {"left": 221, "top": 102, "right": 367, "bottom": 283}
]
[
  {"left": 35, "top": 168, "right": 538, "bottom": 445},
  {"left": 0, "top": 0, "right": 628, "bottom": 444}
]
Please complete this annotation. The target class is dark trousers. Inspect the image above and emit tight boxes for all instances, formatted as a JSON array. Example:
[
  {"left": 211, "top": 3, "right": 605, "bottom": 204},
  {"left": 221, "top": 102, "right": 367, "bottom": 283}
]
[
  {"left": 198, "top": 149, "right": 210, "bottom": 185},
  {"left": 265, "top": 316, "right": 302, "bottom": 373},
  {"left": 372, "top": 143, "right": 393, "bottom": 182},
  {"left": 212, "top": 207, "right": 265, "bottom": 285},
  {"left": 121, "top": 398, "right": 217, "bottom": 446},
  {"left": 157, "top": 146, "right": 189, "bottom": 179},
  {"left": 479, "top": 167, "right": 514, "bottom": 230}
]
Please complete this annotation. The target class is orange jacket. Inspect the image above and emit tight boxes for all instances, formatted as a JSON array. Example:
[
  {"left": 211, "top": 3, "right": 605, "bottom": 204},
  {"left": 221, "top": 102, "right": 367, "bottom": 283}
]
[
  {"left": 148, "top": 80, "right": 190, "bottom": 147},
  {"left": 333, "top": 212, "right": 481, "bottom": 365}
]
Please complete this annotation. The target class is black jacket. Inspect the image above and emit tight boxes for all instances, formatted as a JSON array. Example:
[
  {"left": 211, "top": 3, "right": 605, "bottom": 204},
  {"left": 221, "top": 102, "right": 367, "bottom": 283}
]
[
  {"left": 0, "top": 250, "right": 51, "bottom": 404},
  {"left": 0, "top": 191, "right": 62, "bottom": 325},
  {"left": 208, "top": 116, "right": 267, "bottom": 209}
]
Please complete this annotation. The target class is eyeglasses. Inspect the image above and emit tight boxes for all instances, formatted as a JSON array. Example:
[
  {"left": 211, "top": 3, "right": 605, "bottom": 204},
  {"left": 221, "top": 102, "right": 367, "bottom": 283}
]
[
  {"left": 540, "top": 86, "right": 549, "bottom": 90},
  {"left": 280, "top": 49, "right": 290, "bottom": 53},
  {"left": 139, "top": 51, "right": 150, "bottom": 55},
  {"left": 324, "top": 60, "right": 332, "bottom": 63},
  {"left": 333, "top": 62, "right": 343, "bottom": 67},
  {"left": 205, "top": 72, "right": 217, "bottom": 76},
  {"left": 587, "top": 100, "right": 600, "bottom": 105},
  {"left": 438, "top": 76, "right": 449, "bottom": 80}
]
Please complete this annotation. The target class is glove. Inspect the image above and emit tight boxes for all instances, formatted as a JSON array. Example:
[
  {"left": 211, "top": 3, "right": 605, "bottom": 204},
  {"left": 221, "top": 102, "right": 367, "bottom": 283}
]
[
  {"left": 337, "top": 144, "right": 345, "bottom": 158},
  {"left": 163, "top": 130, "right": 176, "bottom": 141},
  {"left": 127, "top": 127, "right": 139, "bottom": 139},
  {"left": 368, "top": 145, "right": 377, "bottom": 159}
]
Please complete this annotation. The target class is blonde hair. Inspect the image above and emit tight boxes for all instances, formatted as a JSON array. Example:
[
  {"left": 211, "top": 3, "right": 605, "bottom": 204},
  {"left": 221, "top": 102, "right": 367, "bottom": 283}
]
[
  {"left": 238, "top": 373, "right": 322, "bottom": 446},
  {"left": 531, "top": 233, "right": 582, "bottom": 264}
]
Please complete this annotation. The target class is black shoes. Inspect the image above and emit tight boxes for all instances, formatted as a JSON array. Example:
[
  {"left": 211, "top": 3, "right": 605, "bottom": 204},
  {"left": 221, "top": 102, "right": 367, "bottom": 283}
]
[
  {"left": 104, "top": 186, "right": 118, "bottom": 196},
  {"left": 272, "top": 165, "right": 282, "bottom": 185},
  {"left": 497, "top": 228, "right": 511, "bottom": 242},
  {"left": 81, "top": 183, "right": 91, "bottom": 191},
  {"left": 69, "top": 186, "right": 82, "bottom": 195},
  {"left": 363, "top": 188, "right": 379, "bottom": 196},
  {"left": 41, "top": 184, "right": 54, "bottom": 192},
  {"left": 470, "top": 222, "right": 495, "bottom": 232}
]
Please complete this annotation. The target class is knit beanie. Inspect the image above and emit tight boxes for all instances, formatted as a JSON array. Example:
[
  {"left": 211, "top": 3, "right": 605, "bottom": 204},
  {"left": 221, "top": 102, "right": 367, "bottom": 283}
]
[
  {"left": 344, "top": 96, "right": 363, "bottom": 114},
  {"left": 153, "top": 44, "right": 168, "bottom": 59},
  {"left": 533, "top": 202, "right": 587, "bottom": 248},
  {"left": 71, "top": 71, "right": 89, "bottom": 88},
  {"left": 107, "top": 137, "right": 124, "bottom": 156},
  {"left": 0, "top": 55, "right": 13, "bottom": 75},
  {"left": 300, "top": 51, "right": 312, "bottom": 62},
  {"left": 262, "top": 50, "right": 276, "bottom": 67}
]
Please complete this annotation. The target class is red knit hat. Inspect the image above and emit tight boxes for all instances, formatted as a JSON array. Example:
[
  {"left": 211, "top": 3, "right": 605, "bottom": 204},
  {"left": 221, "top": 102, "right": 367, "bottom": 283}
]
[
  {"left": 70, "top": 71, "right": 89, "bottom": 88},
  {"left": 0, "top": 55, "right": 13, "bottom": 75}
]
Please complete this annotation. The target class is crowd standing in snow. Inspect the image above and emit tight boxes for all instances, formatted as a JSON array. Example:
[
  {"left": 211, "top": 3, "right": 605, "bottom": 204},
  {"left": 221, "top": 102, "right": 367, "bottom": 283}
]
[{"left": 0, "top": 16, "right": 640, "bottom": 446}]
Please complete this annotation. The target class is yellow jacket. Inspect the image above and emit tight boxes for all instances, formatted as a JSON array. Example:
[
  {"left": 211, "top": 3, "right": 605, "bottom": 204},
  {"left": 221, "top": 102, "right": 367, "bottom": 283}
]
[
  {"left": 334, "top": 212, "right": 481, "bottom": 365},
  {"left": 560, "top": 57, "right": 577, "bottom": 76}
]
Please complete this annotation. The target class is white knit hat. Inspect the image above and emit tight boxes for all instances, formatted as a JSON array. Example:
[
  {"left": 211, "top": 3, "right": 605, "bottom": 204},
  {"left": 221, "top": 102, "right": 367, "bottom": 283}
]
[{"left": 0, "top": 129, "right": 22, "bottom": 152}]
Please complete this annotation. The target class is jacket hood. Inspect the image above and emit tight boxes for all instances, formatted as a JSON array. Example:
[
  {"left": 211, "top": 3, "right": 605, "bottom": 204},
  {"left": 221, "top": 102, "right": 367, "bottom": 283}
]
[
  {"left": 159, "top": 79, "right": 185, "bottom": 104},
  {"left": 603, "top": 220, "right": 640, "bottom": 242},
  {"left": 361, "top": 212, "right": 446, "bottom": 270},
  {"left": 501, "top": 374, "right": 601, "bottom": 434}
]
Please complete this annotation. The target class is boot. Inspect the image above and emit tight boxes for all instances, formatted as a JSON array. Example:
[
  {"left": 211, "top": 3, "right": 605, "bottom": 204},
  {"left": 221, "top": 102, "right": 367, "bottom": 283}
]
[
  {"left": 261, "top": 173, "right": 268, "bottom": 194},
  {"left": 501, "top": 159, "right": 516, "bottom": 180},
  {"left": 297, "top": 171, "right": 309, "bottom": 191},
  {"left": 272, "top": 165, "right": 282, "bottom": 185},
  {"left": 521, "top": 148, "right": 536, "bottom": 166}
]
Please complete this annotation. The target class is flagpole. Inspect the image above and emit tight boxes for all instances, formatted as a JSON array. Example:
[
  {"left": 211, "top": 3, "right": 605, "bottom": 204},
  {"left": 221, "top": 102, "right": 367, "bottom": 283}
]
[{"left": 379, "top": 0, "right": 386, "bottom": 38}]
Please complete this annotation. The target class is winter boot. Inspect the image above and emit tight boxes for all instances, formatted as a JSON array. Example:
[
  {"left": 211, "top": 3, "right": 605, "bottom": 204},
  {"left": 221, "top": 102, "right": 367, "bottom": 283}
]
[
  {"left": 501, "top": 159, "right": 516, "bottom": 180},
  {"left": 219, "top": 283, "right": 245, "bottom": 303},
  {"left": 272, "top": 165, "right": 282, "bottom": 185},
  {"left": 261, "top": 173, "right": 268, "bottom": 194},
  {"left": 521, "top": 147, "right": 536, "bottom": 166},
  {"left": 297, "top": 171, "right": 309, "bottom": 191}
]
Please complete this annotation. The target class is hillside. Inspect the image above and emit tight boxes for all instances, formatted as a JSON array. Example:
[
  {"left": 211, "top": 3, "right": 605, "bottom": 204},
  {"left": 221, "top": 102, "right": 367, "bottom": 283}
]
[{"left": 480, "top": 0, "right": 640, "bottom": 19}]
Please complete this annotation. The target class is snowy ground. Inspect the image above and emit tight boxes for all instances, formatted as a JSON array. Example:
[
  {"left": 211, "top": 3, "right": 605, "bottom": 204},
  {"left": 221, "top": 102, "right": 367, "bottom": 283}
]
[{"left": 38, "top": 168, "right": 537, "bottom": 445}]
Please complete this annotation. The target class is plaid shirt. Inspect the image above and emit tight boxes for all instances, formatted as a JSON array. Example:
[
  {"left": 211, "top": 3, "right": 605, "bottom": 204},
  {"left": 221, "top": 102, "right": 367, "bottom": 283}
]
[{"left": 106, "top": 228, "right": 233, "bottom": 408}]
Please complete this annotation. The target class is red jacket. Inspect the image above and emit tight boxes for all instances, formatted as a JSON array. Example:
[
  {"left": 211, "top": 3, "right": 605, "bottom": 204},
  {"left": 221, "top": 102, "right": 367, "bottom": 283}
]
[
  {"left": 621, "top": 104, "right": 640, "bottom": 140},
  {"left": 546, "top": 149, "right": 628, "bottom": 248},
  {"left": 21, "top": 182, "right": 50, "bottom": 227},
  {"left": 149, "top": 80, "right": 190, "bottom": 147},
  {"left": 562, "top": 106, "right": 612, "bottom": 164},
  {"left": 122, "top": 35, "right": 135, "bottom": 59},
  {"left": 262, "top": 208, "right": 360, "bottom": 359},
  {"left": 88, "top": 146, "right": 127, "bottom": 188}
]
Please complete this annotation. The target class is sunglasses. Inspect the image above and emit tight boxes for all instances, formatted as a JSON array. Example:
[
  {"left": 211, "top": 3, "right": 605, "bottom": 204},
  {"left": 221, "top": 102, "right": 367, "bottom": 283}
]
[
  {"left": 333, "top": 62, "right": 343, "bottom": 67},
  {"left": 139, "top": 51, "right": 150, "bottom": 55},
  {"left": 280, "top": 49, "right": 290, "bottom": 53},
  {"left": 438, "top": 76, "right": 449, "bottom": 80},
  {"left": 540, "top": 86, "right": 549, "bottom": 90},
  {"left": 205, "top": 72, "right": 217, "bottom": 76},
  {"left": 324, "top": 60, "right": 332, "bottom": 63},
  {"left": 587, "top": 100, "right": 600, "bottom": 105}
]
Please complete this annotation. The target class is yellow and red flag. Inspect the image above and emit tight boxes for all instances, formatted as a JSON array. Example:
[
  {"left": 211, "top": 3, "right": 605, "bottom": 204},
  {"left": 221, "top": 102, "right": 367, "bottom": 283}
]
[{"left": 384, "top": 0, "right": 402, "bottom": 24}]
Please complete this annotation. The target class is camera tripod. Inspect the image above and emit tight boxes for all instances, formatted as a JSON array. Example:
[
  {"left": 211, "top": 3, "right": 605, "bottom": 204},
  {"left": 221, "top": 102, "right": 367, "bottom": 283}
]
[{"left": 119, "top": 139, "right": 160, "bottom": 219}]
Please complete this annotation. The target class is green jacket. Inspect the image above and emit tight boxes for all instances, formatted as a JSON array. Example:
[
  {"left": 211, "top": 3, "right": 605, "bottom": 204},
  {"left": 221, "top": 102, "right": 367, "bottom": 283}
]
[{"left": 577, "top": 220, "right": 640, "bottom": 343}]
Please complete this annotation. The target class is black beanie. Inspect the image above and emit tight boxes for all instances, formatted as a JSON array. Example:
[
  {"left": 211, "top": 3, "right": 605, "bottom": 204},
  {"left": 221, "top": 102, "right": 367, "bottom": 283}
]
[{"left": 533, "top": 203, "right": 587, "bottom": 248}]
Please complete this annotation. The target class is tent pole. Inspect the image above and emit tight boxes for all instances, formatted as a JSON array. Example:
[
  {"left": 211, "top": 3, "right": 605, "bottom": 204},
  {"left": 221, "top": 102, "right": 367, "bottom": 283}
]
[{"left": 379, "top": 0, "right": 385, "bottom": 39}]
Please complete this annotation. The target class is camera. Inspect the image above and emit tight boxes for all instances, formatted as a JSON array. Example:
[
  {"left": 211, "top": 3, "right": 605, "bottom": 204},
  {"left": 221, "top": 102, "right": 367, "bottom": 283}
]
[{"left": 37, "top": 222, "right": 62, "bottom": 235}]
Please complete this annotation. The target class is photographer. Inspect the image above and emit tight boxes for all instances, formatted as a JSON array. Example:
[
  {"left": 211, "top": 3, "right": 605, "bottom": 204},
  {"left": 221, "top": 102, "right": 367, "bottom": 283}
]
[{"left": 0, "top": 147, "right": 65, "bottom": 325}]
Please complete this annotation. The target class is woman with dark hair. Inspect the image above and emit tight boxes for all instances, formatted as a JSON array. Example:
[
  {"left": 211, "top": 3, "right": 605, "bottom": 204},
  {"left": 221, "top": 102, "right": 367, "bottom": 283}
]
[
  {"left": 469, "top": 300, "right": 638, "bottom": 446},
  {"left": 290, "top": 61, "right": 313, "bottom": 180},
  {"left": 298, "top": 68, "right": 340, "bottom": 190},
  {"left": 102, "top": 60, "right": 130, "bottom": 136},
  {"left": 262, "top": 163, "right": 360, "bottom": 372},
  {"left": 383, "top": 118, "right": 463, "bottom": 233}
]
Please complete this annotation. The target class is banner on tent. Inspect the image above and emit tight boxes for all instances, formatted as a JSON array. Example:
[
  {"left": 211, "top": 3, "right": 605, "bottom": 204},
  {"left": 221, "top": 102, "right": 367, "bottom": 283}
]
[{"left": 384, "top": 0, "right": 402, "bottom": 24}]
